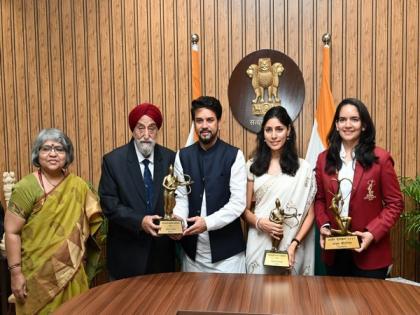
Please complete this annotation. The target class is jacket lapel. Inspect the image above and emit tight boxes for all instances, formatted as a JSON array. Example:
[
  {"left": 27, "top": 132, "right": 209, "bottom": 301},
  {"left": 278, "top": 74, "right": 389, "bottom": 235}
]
[
  {"left": 127, "top": 140, "right": 147, "bottom": 203},
  {"left": 152, "top": 145, "right": 165, "bottom": 214}
]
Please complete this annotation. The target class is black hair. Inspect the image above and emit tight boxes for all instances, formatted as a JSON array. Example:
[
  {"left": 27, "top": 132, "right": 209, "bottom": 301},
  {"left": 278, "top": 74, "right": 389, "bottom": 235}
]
[
  {"left": 250, "top": 106, "right": 299, "bottom": 176},
  {"left": 191, "top": 96, "right": 222, "bottom": 120},
  {"left": 325, "top": 97, "right": 378, "bottom": 174}
]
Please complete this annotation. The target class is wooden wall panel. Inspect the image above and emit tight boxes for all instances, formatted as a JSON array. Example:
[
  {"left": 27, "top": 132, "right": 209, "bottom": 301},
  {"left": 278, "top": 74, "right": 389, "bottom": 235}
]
[
  {"left": 390, "top": 0, "right": 405, "bottom": 279},
  {"left": 14, "top": 0, "right": 29, "bottom": 175},
  {"left": 0, "top": 0, "right": 419, "bottom": 280},
  {"left": 301, "top": 0, "right": 315, "bottom": 159},
  {"left": 230, "top": 0, "right": 246, "bottom": 153},
  {"left": 287, "top": 0, "right": 301, "bottom": 150},
  {"left": 244, "top": 0, "right": 256, "bottom": 156},
  {"left": 217, "top": 0, "right": 230, "bottom": 142},
  {"left": 360, "top": 0, "right": 373, "bottom": 107},
  {"left": 174, "top": 0, "right": 189, "bottom": 149},
  {"left": 330, "top": 0, "right": 343, "bottom": 102},
  {"left": 401, "top": 0, "right": 419, "bottom": 282}
]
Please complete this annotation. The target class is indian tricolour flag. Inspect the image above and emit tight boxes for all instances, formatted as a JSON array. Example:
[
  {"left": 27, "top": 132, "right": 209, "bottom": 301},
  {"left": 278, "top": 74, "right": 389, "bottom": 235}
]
[
  {"left": 185, "top": 34, "right": 201, "bottom": 147},
  {"left": 305, "top": 40, "right": 335, "bottom": 275},
  {"left": 305, "top": 44, "right": 335, "bottom": 168}
]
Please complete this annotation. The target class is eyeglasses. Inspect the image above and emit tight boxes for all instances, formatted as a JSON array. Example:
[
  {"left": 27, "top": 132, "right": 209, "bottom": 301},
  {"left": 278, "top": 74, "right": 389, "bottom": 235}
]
[
  {"left": 135, "top": 124, "right": 158, "bottom": 135},
  {"left": 40, "top": 145, "right": 66, "bottom": 154}
]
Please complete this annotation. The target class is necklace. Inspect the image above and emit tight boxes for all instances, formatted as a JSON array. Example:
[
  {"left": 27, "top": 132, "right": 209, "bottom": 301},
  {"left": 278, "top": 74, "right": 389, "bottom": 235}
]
[
  {"left": 38, "top": 169, "right": 65, "bottom": 191},
  {"left": 42, "top": 172, "right": 60, "bottom": 187}
]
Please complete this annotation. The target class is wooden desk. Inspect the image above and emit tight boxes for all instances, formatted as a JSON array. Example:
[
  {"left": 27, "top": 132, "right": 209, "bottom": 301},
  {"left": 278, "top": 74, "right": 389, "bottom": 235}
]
[{"left": 55, "top": 273, "right": 420, "bottom": 314}]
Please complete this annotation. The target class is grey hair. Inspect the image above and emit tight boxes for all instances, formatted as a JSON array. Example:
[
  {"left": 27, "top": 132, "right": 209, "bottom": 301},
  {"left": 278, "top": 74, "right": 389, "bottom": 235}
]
[{"left": 31, "top": 128, "right": 74, "bottom": 168}]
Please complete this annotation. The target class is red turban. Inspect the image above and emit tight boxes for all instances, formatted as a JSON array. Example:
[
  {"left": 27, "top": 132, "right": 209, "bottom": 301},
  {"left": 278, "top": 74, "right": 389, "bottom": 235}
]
[{"left": 128, "top": 103, "right": 163, "bottom": 131}]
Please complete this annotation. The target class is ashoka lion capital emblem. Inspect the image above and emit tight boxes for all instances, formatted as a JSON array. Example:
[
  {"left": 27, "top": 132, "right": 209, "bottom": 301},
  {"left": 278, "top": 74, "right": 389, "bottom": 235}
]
[{"left": 246, "top": 58, "right": 284, "bottom": 116}]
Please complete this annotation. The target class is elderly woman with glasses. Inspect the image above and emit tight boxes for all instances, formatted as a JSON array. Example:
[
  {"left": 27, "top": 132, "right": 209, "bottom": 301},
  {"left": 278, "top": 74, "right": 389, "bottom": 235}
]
[{"left": 4, "top": 128, "right": 105, "bottom": 315}]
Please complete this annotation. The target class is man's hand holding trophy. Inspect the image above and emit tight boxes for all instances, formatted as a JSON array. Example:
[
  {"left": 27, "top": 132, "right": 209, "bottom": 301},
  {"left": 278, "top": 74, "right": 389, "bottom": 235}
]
[{"left": 159, "top": 165, "right": 193, "bottom": 235}]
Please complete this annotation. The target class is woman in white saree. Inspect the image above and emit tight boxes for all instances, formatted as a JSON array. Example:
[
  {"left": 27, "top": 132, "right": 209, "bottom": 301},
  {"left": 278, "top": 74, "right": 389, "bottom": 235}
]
[{"left": 243, "top": 106, "right": 316, "bottom": 275}]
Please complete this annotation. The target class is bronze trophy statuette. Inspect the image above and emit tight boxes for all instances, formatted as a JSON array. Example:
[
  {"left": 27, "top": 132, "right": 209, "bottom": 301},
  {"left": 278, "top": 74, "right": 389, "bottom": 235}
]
[
  {"left": 324, "top": 178, "right": 360, "bottom": 250},
  {"left": 159, "top": 165, "right": 193, "bottom": 235},
  {"left": 263, "top": 199, "right": 298, "bottom": 268}
]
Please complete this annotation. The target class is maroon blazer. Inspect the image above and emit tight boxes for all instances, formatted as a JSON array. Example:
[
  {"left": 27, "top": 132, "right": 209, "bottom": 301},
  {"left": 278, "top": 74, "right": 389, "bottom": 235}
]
[{"left": 314, "top": 147, "right": 404, "bottom": 270}]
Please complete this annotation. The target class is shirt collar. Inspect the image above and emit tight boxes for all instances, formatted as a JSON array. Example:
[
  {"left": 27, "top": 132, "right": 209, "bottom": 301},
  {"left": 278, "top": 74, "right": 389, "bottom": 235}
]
[{"left": 339, "top": 143, "right": 355, "bottom": 162}]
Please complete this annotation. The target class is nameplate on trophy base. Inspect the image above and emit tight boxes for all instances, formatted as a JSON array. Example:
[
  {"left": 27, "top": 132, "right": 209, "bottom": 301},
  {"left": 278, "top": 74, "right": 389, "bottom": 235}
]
[
  {"left": 324, "top": 235, "right": 360, "bottom": 250},
  {"left": 158, "top": 219, "right": 183, "bottom": 235},
  {"left": 263, "top": 250, "right": 289, "bottom": 267}
]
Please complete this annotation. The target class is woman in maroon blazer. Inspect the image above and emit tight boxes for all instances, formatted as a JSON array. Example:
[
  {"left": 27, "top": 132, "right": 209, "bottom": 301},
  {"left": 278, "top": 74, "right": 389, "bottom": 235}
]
[{"left": 315, "top": 98, "right": 404, "bottom": 279}]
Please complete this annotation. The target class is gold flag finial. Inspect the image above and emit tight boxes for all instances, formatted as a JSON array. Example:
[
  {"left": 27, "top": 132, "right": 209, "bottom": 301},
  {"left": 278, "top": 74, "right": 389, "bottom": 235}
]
[
  {"left": 191, "top": 33, "right": 199, "bottom": 45},
  {"left": 322, "top": 33, "right": 331, "bottom": 46}
]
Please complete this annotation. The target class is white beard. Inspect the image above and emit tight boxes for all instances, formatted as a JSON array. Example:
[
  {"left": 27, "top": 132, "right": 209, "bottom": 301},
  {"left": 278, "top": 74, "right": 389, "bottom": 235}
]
[{"left": 135, "top": 139, "right": 155, "bottom": 157}]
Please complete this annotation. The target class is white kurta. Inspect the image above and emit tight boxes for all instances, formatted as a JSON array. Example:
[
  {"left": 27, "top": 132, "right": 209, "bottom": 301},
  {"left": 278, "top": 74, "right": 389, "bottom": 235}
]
[{"left": 173, "top": 149, "right": 247, "bottom": 273}]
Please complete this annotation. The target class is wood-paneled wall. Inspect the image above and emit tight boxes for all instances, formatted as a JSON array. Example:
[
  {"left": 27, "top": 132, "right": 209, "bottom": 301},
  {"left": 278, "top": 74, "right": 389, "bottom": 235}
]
[{"left": 1, "top": 0, "right": 419, "bottom": 280}]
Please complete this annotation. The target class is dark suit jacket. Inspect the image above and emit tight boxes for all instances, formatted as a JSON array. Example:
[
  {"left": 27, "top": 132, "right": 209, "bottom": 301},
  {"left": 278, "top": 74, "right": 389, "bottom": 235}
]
[
  {"left": 99, "top": 140, "right": 176, "bottom": 279},
  {"left": 314, "top": 147, "right": 404, "bottom": 270}
]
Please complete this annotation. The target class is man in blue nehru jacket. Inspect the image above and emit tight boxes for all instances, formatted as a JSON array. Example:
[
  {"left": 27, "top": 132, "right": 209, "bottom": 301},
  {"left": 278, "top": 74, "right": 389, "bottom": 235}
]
[{"left": 173, "top": 96, "right": 247, "bottom": 273}]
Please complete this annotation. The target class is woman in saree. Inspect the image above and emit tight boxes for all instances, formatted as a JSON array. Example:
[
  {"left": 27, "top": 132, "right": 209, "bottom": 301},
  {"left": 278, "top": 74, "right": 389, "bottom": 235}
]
[
  {"left": 4, "top": 128, "right": 105, "bottom": 314},
  {"left": 243, "top": 106, "right": 316, "bottom": 275}
]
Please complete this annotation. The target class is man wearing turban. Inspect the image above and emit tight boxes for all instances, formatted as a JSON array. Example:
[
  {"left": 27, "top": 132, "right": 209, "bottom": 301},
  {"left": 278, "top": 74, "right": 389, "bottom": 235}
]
[{"left": 99, "top": 103, "right": 176, "bottom": 279}]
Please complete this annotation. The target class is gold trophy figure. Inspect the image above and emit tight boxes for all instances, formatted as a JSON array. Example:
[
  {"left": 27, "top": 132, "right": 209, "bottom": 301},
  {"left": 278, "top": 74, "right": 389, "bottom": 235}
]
[
  {"left": 263, "top": 199, "right": 298, "bottom": 268},
  {"left": 329, "top": 191, "right": 352, "bottom": 235},
  {"left": 268, "top": 199, "right": 284, "bottom": 251},
  {"left": 324, "top": 178, "right": 360, "bottom": 250},
  {"left": 159, "top": 165, "right": 193, "bottom": 234}
]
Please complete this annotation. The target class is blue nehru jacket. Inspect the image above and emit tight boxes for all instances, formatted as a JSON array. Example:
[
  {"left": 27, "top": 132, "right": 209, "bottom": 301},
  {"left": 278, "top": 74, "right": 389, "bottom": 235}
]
[{"left": 179, "top": 139, "right": 246, "bottom": 263}]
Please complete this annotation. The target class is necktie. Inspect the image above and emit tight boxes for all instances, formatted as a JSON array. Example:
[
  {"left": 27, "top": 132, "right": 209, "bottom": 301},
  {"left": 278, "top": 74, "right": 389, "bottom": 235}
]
[{"left": 142, "top": 159, "right": 154, "bottom": 214}]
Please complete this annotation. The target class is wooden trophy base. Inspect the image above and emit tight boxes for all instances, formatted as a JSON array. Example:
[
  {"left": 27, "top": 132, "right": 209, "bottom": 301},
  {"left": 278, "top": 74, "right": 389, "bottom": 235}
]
[
  {"left": 263, "top": 250, "right": 289, "bottom": 267},
  {"left": 324, "top": 235, "right": 360, "bottom": 250},
  {"left": 158, "top": 219, "right": 183, "bottom": 235}
]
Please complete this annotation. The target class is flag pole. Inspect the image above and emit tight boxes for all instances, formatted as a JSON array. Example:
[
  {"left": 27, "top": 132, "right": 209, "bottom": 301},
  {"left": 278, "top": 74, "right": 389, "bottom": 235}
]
[
  {"left": 185, "top": 34, "right": 201, "bottom": 146},
  {"left": 307, "top": 32, "right": 335, "bottom": 276},
  {"left": 191, "top": 33, "right": 201, "bottom": 100}
]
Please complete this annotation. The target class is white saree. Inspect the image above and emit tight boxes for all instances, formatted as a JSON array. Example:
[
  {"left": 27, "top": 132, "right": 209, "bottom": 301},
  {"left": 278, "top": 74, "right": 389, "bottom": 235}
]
[{"left": 245, "top": 158, "right": 316, "bottom": 275}]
